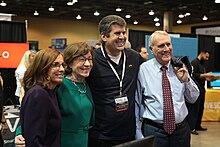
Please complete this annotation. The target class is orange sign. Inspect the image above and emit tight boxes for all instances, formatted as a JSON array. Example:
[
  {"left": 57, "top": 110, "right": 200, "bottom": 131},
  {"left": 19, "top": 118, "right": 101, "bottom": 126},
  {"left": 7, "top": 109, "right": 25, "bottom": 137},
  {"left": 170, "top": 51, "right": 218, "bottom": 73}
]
[{"left": 0, "top": 43, "right": 29, "bottom": 68}]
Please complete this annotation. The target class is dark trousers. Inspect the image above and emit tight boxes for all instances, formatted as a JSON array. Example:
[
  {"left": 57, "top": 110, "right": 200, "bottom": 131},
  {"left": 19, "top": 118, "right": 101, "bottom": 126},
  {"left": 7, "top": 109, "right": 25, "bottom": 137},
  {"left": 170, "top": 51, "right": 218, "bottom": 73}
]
[
  {"left": 88, "top": 137, "right": 134, "bottom": 147},
  {"left": 195, "top": 92, "right": 205, "bottom": 129},
  {"left": 15, "top": 96, "right": 20, "bottom": 105},
  {"left": 186, "top": 97, "right": 200, "bottom": 130},
  {"left": 142, "top": 120, "right": 190, "bottom": 147},
  {"left": 0, "top": 134, "right": 3, "bottom": 147}
]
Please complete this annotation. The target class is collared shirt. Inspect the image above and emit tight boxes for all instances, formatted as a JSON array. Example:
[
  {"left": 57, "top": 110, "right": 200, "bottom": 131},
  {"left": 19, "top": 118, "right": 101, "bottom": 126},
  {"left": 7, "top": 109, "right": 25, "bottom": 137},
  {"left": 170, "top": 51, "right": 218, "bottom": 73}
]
[{"left": 135, "top": 58, "right": 200, "bottom": 139}]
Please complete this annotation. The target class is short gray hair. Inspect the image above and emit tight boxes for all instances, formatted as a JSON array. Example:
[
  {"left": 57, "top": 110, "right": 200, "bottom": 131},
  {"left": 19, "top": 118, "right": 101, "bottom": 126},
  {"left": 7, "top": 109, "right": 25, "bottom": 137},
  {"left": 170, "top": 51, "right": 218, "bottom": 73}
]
[{"left": 148, "top": 30, "right": 169, "bottom": 48}]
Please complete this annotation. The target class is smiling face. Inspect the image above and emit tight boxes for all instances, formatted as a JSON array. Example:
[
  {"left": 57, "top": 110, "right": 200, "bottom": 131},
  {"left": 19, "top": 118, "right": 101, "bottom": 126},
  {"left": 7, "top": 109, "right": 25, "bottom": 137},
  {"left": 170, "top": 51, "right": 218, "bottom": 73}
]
[
  {"left": 150, "top": 34, "right": 172, "bottom": 65},
  {"left": 101, "top": 24, "right": 127, "bottom": 56},
  {"left": 70, "top": 51, "right": 93, "bottom": 82},
  {"left": 48, "top": 54, "right": 65, "bottom": 89}
]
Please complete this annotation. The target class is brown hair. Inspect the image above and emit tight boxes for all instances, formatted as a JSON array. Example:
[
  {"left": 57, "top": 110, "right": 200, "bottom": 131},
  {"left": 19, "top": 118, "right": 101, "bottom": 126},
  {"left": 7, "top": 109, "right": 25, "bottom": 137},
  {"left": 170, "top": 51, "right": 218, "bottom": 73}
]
[
  {"left": 63, "top": 42, "right": 93, "bottom": 74},
  {"left": 23, "top": 48, "right": 61, "bottom": 91},
  {"left": 98, "top": 15, "right": 127, "bottom": 44}
]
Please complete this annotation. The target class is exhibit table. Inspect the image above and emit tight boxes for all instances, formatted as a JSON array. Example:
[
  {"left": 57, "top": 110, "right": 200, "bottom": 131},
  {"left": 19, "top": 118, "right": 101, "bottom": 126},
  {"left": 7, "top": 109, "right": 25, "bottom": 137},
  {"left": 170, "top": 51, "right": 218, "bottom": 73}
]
[{"left": 202, "top": 88, "right": 220, "bottom": 121}]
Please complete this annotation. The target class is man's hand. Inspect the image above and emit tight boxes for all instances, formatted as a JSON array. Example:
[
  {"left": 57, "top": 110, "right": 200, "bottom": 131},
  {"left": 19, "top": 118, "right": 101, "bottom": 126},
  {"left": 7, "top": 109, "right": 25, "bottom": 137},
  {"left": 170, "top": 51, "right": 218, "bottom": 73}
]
[
  {"left": 174, "top": 64, "right": 189, "bottom": 83},
  {"left": 15, "top": 135, "right": 25, "bottom": 147}
]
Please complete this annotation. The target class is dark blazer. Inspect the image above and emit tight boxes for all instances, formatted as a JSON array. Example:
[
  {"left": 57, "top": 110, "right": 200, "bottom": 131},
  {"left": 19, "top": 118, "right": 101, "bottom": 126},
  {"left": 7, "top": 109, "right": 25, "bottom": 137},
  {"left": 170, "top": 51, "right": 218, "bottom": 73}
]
[{"left": 20, "top": 85, "right": 61, "bottom": 147}]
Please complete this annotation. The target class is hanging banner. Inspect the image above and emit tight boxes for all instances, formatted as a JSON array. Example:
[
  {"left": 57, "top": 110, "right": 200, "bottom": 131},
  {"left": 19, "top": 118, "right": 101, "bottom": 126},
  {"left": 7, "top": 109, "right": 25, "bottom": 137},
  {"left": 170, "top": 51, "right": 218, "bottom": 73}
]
[{"left": 0, "top": 43, "right": 29, "bottom": 68}]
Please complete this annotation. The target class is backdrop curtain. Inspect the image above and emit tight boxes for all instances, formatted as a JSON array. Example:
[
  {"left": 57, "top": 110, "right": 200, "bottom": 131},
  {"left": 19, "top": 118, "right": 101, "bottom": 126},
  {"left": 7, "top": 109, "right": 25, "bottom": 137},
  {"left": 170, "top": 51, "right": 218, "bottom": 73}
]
[{"left": 0, "top": 20, "right": 27, "bottom": 105}]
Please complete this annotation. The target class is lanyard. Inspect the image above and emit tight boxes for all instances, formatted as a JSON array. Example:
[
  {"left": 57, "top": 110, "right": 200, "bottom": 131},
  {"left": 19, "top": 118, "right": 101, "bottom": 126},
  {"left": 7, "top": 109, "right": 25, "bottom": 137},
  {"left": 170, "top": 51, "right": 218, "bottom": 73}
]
[{"left": 101, "top": 47, "right": 126, "bottom": 96}]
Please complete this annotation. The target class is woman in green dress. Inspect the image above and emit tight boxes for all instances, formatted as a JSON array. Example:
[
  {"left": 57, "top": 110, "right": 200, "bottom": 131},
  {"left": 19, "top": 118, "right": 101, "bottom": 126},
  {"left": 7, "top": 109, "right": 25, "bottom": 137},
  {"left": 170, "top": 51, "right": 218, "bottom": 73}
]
[{"left": 57, "top": 42, "right": 95, "bottom": 147}]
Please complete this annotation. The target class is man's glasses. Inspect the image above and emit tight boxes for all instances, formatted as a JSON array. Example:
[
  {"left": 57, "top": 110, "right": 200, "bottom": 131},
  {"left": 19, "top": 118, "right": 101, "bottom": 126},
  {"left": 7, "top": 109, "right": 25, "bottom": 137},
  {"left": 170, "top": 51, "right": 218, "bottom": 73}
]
[
  {"left": 77, "top": 56, "right": 93, "bottom": 64},
  {"left": 51, "top": 62, "right": 67, "bottom": 68}
]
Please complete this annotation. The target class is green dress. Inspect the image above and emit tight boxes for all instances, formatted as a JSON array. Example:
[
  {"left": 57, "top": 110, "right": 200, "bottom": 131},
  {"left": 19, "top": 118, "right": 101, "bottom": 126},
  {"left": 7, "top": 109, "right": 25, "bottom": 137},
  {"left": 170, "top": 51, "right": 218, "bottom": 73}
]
[{"left": 57, "top": 77, "right": 95, "bottom": 147}]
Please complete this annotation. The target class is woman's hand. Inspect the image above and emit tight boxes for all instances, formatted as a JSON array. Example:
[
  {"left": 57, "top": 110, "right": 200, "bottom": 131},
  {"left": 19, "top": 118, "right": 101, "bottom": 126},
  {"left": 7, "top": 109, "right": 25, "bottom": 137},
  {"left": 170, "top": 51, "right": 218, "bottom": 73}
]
[{"left": 15, "top": 134, "right": 25, "bottom": 147}]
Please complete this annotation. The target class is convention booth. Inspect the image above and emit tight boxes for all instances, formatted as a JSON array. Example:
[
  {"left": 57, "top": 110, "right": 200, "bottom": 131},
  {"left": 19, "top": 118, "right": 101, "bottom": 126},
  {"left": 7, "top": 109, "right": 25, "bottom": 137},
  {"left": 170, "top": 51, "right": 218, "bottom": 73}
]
[{"left": 202, "top": 89, "right": 220, "bottom": 121}]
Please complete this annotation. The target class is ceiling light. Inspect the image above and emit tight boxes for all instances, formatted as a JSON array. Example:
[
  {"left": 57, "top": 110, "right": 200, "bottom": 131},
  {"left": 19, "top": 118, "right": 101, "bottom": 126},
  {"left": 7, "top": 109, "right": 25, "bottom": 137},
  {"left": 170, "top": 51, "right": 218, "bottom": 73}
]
[
  {"left": 94, "top": 11, "right": 100, "bottom": 16},
  {"left": 0, "top": 1, "right": 6, "bottom": 6},
  {"left": 149, "top": 10, "right": 154, "bottom": 15},
  {"left": 154, "top": 17, "right": 159, "bottom": 22},
  {"left": 155, "top": 22, "right": 160, "bottom": 27},
  {"left": 116, "top": 7, "right": 122, "bottom": 12},
  {"left": 34, "top": 11, "right": 39, "bottom": 16},
  {"left": 48, "top": 6, "right": 54, "bottom": 11},
  {"left": 202, "top": 15, "right": 208, "bottom": 21},
  {"left": 185, "top": 13, "right": 191, "bottom": 16},
  {"left": 177, "top": 19, "right": 182, "bottom": 24},
  {"left": 215, "top": 0, "right": 220, "bottom": 3},
  {"left": 67, "top": 0, "right": 78, "bottom": 6},
  {"left": 178, "top": 14, "right": 184, "bottom": 18},
  {"left": 133, "top": 20, "right": 138, "bottom": 25},
  {"left": 125, "top": 15, "right": 131, "bottom": 18},
  {"left": 76, "top": 14, "right": 82, "bottom": 20}
]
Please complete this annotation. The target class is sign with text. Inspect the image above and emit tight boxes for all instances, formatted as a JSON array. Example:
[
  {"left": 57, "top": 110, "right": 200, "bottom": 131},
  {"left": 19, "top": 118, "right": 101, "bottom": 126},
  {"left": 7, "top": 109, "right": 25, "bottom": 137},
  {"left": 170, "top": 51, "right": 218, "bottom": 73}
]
[
  {"left": 202, "top": 89, "right": 220, "bottom": 121},
  {"left": 0, "top": 43, "right": 29, "bottom": 68}
]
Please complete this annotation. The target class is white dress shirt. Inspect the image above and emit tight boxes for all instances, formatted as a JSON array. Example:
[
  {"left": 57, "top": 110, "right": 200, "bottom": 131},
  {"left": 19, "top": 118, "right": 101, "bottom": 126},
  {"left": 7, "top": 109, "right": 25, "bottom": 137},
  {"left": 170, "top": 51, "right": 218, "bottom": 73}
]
[{"left": 135, "top": 58, "right": 200, "bottom": 139}]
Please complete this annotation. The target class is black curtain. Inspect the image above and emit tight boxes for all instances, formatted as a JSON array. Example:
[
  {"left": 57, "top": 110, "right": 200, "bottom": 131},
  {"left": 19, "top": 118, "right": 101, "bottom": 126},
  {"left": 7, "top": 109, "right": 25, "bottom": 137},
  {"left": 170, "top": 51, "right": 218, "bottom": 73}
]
[
  {"left": 198, "top": 35, "right": 216, "bottom": 72},
  {"left": 129, "top": 30, "right": 152, "bottom": 51},
  {"left": 0, "top": 20, "right": 27, "bottom": 105}
]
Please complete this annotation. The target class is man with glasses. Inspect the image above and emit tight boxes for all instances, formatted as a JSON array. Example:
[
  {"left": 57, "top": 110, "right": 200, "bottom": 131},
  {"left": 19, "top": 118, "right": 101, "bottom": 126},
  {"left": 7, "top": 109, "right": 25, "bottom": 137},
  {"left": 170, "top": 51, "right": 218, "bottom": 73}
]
[{"left": 135, "top": 30, "right": 199, "bottom": 147}]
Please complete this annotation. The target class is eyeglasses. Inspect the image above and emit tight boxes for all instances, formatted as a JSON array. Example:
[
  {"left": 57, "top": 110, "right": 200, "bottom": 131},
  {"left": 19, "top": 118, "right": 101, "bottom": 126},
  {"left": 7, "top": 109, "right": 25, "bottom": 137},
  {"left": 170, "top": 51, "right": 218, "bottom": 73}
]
[
  {"left": 77, "top": 56, "right": 93, "bottom": 64},
  {"left": 156, "top": 43, "right": 171, "bottom": 49},
  {"left": 51, "top": 62, "right": 67, "bottom": 68}
]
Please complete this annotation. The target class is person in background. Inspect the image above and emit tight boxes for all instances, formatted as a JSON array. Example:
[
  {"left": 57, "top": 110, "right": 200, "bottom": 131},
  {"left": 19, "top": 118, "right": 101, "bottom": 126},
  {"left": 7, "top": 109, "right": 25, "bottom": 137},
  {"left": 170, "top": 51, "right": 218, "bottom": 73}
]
[
  {"left": 125, "top": 40, "right": 131, "bottom": 48},
  {"left": 138, "top": 46, "right": 149, "bottom": 61},
  {"left": 57, "top": 42, "right": 94, "bottom": 147},
  {"left": 0, "top": 72, "right": 8, "bottom": 146},
  {"left": 87, "top": 15, "right": 144, "bottom": 147},
  {"left": 15, "top": 42, "right": 95, "bottom": 147},
  {"left": 95, "top": 42, "right": 102, "bottom": 49},
  {"left": 191, "top": 50, "right": 217, "bottom": 132},
  {"left": 14, "top": 50, "right": 35, "bottom": 108},
  {"left": 20, "top": 48, "right": 64, "bottom": 146},
  {"left": 135, "top": 30, "right": 200, "bottom": 147}
]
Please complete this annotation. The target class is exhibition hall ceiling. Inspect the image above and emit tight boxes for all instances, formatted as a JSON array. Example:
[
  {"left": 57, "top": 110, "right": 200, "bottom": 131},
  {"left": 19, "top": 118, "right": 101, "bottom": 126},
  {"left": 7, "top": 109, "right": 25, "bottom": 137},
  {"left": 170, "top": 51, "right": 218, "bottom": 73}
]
[{"left": 0, "top": 0, "right": 220, "bottom": 26}]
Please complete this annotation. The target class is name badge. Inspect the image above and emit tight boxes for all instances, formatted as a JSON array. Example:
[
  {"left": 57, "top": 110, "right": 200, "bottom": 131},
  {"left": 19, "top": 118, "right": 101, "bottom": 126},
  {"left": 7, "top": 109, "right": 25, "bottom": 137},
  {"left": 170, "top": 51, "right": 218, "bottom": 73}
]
[{"left": 114, "top": 95, "right": 129, "bottom": 112}]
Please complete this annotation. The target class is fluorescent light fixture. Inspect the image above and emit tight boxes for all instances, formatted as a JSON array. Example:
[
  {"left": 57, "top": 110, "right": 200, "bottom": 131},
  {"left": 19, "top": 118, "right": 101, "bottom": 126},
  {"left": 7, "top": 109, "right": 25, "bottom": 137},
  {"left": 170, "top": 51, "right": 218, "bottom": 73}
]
[
  {"left": 48, "top": 6, "right": 54, "bottom": 11},
  {"left": 154, "top": 17, "right": 159, "bottom": 22},
  {"left": 0, "top": 1, "right": 6, "bottom": 6},
  {"left": 34, "top": 11, "right": 39, "bottom": 16},
  {"left": 125, "top": 15, "right": 131, "bottom": 18},
  {"left": 202, "top": 15, "right": 208, "bottom": 20},
  {"left": 133, "top": 20, "right": 138, "bottom": 25},
  {"left": 149, "top": 10, "right": 154, "bottom": 15},
  {"left": 155, "top": 22, "right": 160, "bottom": 27},
  {"left": 94, "top": 11, "right": 100, "bottom": 16},
  {"left": 76, "top": 14, "right": 82, "bottom": 20},
  {"left": 177, "top": 19, "right": 182, "bottom": 24},
  {"left": 178, "top": 14, "right": 184, "bottom": 18},
  {"left": 116, "top": 7, "right": 122, "bottom": 12}
]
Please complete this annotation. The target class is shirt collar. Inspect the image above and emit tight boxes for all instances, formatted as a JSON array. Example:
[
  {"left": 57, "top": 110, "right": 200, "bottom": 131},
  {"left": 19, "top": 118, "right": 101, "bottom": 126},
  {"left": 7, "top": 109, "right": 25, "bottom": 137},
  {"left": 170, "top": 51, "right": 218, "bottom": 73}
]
[{"left": 153, "top": 58, "right": 171, "bottom": 72}]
